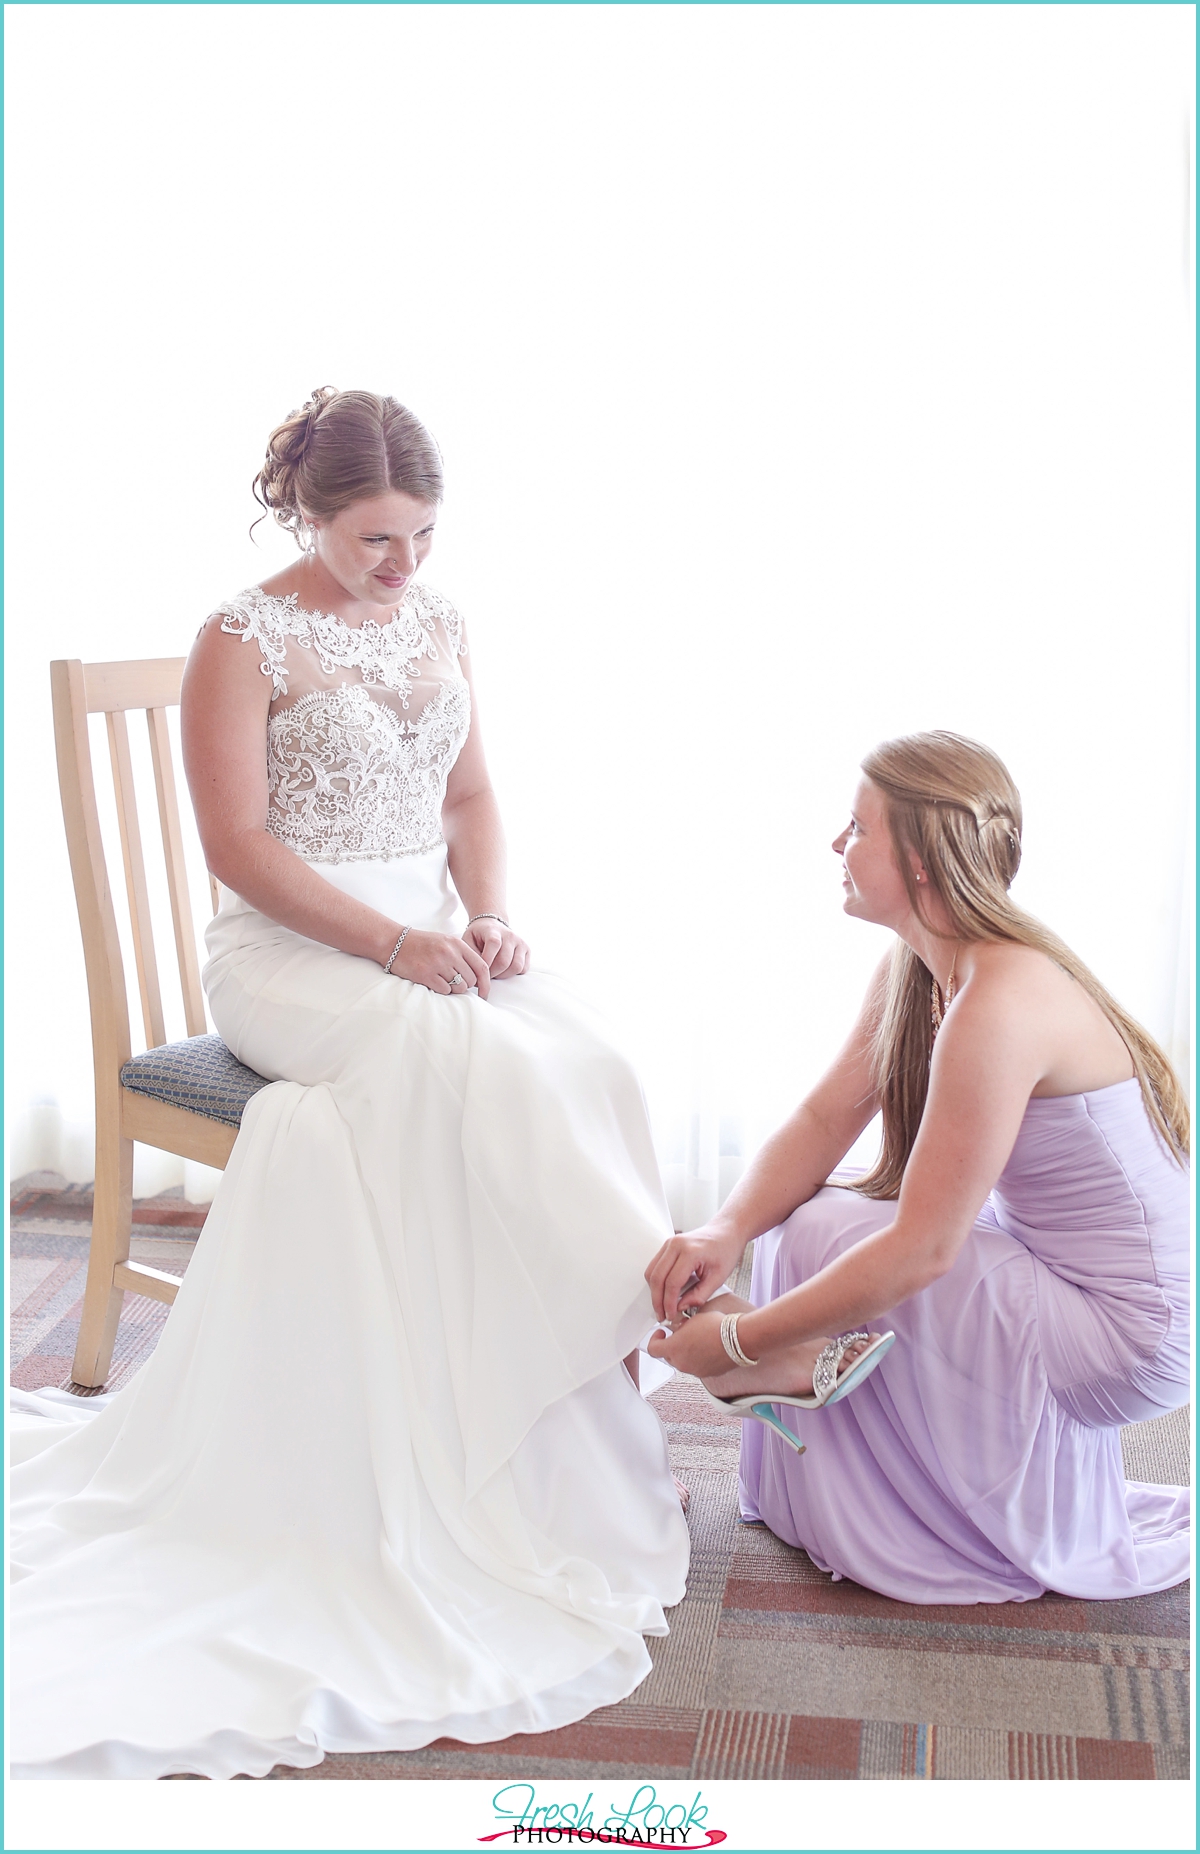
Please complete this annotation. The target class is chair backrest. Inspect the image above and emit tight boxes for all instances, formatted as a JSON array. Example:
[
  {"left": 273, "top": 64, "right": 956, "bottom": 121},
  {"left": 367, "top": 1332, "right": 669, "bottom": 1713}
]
[{"left": 50, "top": 659, "right": 219, "bottom": 1088}]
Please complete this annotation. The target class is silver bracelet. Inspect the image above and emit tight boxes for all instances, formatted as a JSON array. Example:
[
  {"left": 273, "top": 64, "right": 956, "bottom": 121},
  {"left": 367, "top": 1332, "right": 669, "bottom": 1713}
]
[
  {"left": 382, "top": 926, "right": 411, "bottom": 973},
  {"left": 467, "top": 912, "right": 509, "bottom": 928},
  {"left": 720, "top": 1313, "right": 759, "bottom": 1368}
]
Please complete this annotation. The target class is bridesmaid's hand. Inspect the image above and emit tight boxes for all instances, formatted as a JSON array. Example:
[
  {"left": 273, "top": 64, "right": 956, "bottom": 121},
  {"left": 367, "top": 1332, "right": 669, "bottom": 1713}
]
[
  {"left": 646, "top": 1229, "right": 747, "bottom": 1322},
  {"left": 463, "top": 917, "right": 531, "bottom": 979},
  {"left": 646, "top": 1305, "right": 731, "bottom": 1376}
]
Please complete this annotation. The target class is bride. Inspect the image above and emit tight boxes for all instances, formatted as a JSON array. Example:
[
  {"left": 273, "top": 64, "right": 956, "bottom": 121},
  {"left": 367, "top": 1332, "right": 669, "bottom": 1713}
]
[{"left": 10, "top": 387, "right": 689, "bottom": 1779}]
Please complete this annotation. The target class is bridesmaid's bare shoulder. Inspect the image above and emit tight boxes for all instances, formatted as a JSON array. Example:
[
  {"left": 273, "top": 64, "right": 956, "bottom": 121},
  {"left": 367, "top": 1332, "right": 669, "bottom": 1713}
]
[
  {"left": 954, "top": 942, "right": 1133, "bottom": 1095},
  {"left": 961, "top": 941, "right": 1064, "bottom": 991}
]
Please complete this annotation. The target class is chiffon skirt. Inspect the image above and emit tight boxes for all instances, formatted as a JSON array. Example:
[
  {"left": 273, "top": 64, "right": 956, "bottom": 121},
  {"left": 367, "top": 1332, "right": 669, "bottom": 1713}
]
[
  {"left": 11, "top": 851, "right": 689, "bottom": 1778},
  {"left": 739, "top": 1185, "right": 1189, "bottom": 1604}
]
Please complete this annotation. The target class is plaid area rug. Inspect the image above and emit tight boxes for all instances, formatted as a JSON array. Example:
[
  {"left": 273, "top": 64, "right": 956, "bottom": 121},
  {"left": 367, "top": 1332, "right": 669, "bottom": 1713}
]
[
  {"left": 10, "top": 1181, "right": 1191, "bottom": 1781},
  {"left": 11, "top": 1182, "right": 204, "bottom": 1396}
]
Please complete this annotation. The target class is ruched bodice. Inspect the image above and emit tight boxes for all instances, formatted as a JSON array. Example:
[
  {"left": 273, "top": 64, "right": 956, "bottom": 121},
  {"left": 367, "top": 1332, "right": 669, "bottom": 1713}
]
[
  {"left": 993, "top": 1080, "right": 1188, "bottom": 1301},
  {"left": 740, "top": 1079, "right": 1191, "bottom": 1603},
  {"left": 988, "top": 1080, "right": 1189, "bottom": 1426}
]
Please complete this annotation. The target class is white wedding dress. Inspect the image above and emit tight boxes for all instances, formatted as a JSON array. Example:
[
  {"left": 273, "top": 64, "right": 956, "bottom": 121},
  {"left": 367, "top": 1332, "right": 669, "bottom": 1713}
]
[{"left": 11, "top": 583, "right": 689, "bottom": 1780}]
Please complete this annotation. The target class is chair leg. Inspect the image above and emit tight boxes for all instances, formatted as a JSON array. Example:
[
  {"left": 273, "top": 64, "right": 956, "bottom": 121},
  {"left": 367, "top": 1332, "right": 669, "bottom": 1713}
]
[{"left": 71, "top": 1127, "right": 134, "bottom": 1389}]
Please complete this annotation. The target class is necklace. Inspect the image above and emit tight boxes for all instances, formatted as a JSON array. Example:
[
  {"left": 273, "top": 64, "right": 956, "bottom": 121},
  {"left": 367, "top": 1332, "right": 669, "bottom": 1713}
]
[{"left": 929, "top": 944, "right": 960, "bottom": 1040}]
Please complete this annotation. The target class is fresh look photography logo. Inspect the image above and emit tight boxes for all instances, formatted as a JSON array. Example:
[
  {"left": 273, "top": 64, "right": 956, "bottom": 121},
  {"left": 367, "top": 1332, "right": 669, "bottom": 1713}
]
[{"left": 479, "top": 1784, "right": 727, "bottom": 1847}]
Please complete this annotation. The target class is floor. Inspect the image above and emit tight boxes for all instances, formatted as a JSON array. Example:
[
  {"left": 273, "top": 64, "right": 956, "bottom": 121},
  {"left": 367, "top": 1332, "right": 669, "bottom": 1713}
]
[{"left": 10, "top": 1176, "right": 1191, "bottom": 1781}]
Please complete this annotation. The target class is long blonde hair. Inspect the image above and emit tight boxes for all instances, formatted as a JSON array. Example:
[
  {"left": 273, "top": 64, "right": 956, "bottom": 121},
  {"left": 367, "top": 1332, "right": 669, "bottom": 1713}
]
[{"left": 852, "top": 731, "right": 1189, "bottom": 1200}]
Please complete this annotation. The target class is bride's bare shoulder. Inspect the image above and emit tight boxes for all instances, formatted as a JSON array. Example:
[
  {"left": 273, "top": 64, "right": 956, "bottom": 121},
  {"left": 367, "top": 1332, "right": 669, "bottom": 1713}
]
[
  {"left": 189, "top": 594, "right": 256, "bottom": 657},
  {"left": 184, "top": 591, "right": 280, "bottom": 706}
]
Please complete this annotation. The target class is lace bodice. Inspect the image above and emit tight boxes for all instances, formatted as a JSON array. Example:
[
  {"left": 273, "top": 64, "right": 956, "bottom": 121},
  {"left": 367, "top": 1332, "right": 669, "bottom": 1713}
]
[{"left": 215, "top": 582, "right": 471, "bottom": 862}]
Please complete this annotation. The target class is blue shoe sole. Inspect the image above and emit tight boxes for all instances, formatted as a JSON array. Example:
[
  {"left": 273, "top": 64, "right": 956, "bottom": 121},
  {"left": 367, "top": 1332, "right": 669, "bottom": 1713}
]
[{"left": 821, "top": 1329, "right": 896, "bottom": 1405}]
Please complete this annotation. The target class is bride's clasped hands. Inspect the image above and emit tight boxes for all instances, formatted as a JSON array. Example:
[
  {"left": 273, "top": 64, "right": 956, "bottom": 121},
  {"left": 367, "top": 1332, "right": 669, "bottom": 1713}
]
[
  {"left": 384, "top": 926, "right": 493, "bottom": 995},
  {"left": 461, "top": 914, "right": 530, "bottom": 981},
  {"left": 384, "top": 917, "right": 530, "bottom": 997}
]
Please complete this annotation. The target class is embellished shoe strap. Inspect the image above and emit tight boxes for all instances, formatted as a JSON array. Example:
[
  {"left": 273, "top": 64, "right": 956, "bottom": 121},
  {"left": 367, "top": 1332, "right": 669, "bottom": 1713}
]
[{"left": 811, "top": 1329, "right": 871, "bottom": 1405}]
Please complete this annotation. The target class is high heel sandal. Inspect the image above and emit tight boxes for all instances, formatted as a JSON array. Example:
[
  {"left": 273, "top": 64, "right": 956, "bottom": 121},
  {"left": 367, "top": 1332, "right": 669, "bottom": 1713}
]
[{"left": 700, "top": 1329, "right": 896, "bottom": 1455}]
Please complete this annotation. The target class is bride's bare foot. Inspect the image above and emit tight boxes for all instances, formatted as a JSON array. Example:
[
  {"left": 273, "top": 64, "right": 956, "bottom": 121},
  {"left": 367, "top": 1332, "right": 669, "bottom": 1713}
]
[{"left": 691, "top": 1294, "right": 876, "bottom": 1403}]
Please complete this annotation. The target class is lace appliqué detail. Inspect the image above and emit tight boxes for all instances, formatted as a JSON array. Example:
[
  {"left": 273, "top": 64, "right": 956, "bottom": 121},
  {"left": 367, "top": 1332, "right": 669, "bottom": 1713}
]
[
  {"left": 266, "top": 681, "right": 472, "bottom": 862},
  {"left": 216, "top": 583, "right": 467, "bottom": 703}
]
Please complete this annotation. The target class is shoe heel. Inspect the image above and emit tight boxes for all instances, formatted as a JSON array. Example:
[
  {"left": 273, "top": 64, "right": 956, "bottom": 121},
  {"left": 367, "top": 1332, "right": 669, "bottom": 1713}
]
[{"left": 749, "top": 1402, "right": 806, "bottom": 1455}]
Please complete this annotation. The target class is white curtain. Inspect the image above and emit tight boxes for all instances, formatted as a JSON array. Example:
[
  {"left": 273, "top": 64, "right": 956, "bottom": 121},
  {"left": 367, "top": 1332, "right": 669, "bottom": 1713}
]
[{"left": 6, "top": 4, "right": 1193, "bottom": 1220}]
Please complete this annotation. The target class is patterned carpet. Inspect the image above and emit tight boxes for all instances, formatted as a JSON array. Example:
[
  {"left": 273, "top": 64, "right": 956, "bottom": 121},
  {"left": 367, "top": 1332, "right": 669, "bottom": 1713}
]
[{"left": 10, "top": 1179, "right": 1191, "bottom": 1781}]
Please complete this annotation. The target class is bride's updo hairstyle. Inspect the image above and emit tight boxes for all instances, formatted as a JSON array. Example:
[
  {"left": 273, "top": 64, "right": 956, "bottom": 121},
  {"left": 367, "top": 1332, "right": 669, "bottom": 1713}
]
[
  {"left": 252, "top": 387, "right": 444, "bottom": 546},
  {"left": 853, "top": 730, "right": 1188, "bottom": 1200}
]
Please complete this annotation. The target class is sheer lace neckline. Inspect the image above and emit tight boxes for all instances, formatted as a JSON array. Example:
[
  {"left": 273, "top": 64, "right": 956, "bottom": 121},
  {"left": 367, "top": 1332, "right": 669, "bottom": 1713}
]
[
  {"left": 216, "top": 580, "right": 467, "bottom": 705},
  {"left": 248, "top": 584, "right": 417, "bottom": 635}
]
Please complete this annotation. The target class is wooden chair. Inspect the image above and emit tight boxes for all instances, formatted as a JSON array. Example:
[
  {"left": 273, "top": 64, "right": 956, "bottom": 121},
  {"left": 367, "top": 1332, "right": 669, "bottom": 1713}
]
[{"left": 50, "top": 658, "right": 271, "bottom": 1388}]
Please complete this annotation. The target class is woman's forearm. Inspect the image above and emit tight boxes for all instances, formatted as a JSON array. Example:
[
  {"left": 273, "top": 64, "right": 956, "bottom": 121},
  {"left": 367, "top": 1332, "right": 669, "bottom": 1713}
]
[
  {"left": 443, "top": 787, "right": 509, "bottom": 918},
  {"left": 208, "top": 790, "right": 512, "bottom": 968},
  {"left": 705, "top": 1101, "right": 861, "bottom": 1249},
  {"left": 209, "top": 829, "right": 401, "bottom": 964}
]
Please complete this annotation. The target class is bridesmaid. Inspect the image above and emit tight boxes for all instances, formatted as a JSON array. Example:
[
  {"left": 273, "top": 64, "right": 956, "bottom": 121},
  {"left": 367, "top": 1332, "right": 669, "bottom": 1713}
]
[{"left": 647, "top": 731, "right": 1190, "bottom": 1604}]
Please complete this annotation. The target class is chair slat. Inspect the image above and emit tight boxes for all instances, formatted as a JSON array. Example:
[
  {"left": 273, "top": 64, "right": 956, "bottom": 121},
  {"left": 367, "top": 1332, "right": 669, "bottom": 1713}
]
[
  {"left": 112, "top": 1260, "right": 179, "bottom": 1306},
  {"left": 52, "top": 659, "right": 136, "bottom": 1387},
  {"left": 146, "top": 707, "right": 207, "bottom": 1037},
  {"left": 106, "top": 711, "right": 167, "bottom": 1050},
  {"left": 50, "top": 662, "right": 133, "bottom": 1076},
  {"left": 83, "top": 658, "right": 185, "bottom": 714}
]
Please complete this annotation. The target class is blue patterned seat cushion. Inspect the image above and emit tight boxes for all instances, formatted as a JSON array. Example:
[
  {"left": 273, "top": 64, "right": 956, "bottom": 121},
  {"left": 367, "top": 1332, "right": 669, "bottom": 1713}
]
[{"left": 120, "top": 1035, "right": 272, "bottom": 1129}]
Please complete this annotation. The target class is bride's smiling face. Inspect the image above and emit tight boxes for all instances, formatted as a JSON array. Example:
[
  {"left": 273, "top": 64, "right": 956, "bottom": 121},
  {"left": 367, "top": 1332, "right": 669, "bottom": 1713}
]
[
  {"left": 306, "top": 492, "right": 438, "bottom": 607},
  {"left": 832, "top": 777, "right": 918, "bottom": 928}
]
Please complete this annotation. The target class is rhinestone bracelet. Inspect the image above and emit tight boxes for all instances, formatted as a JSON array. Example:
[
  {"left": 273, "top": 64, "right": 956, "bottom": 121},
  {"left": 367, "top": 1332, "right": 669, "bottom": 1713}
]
[
  {"left": 720, "top": 1313, "right": 759, "bottom": 1368},
  {"left": 382, "top": 926, "right": 411, "bottom": 973}
]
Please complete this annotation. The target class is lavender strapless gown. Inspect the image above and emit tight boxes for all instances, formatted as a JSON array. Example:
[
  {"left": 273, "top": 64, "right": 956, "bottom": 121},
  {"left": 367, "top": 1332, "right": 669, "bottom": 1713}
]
[{"left": 738, "top": 1079, "right": 1190, "bottom": 1603}]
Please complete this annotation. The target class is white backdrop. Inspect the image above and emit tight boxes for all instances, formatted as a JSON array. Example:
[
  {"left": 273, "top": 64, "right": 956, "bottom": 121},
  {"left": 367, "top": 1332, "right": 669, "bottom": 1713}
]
[{"left": 6, "top": 3, "right": 1193, "bottom": 1219}]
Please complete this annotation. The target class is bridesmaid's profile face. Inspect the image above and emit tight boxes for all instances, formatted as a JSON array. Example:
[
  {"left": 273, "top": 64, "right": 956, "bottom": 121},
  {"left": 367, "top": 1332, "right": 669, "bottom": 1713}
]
[
  {"left": 832, "top": 777, "right": 914, "bottom": 928},
  {"left": 307, "top": 492, "right": 439, "bottom": 608}
]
